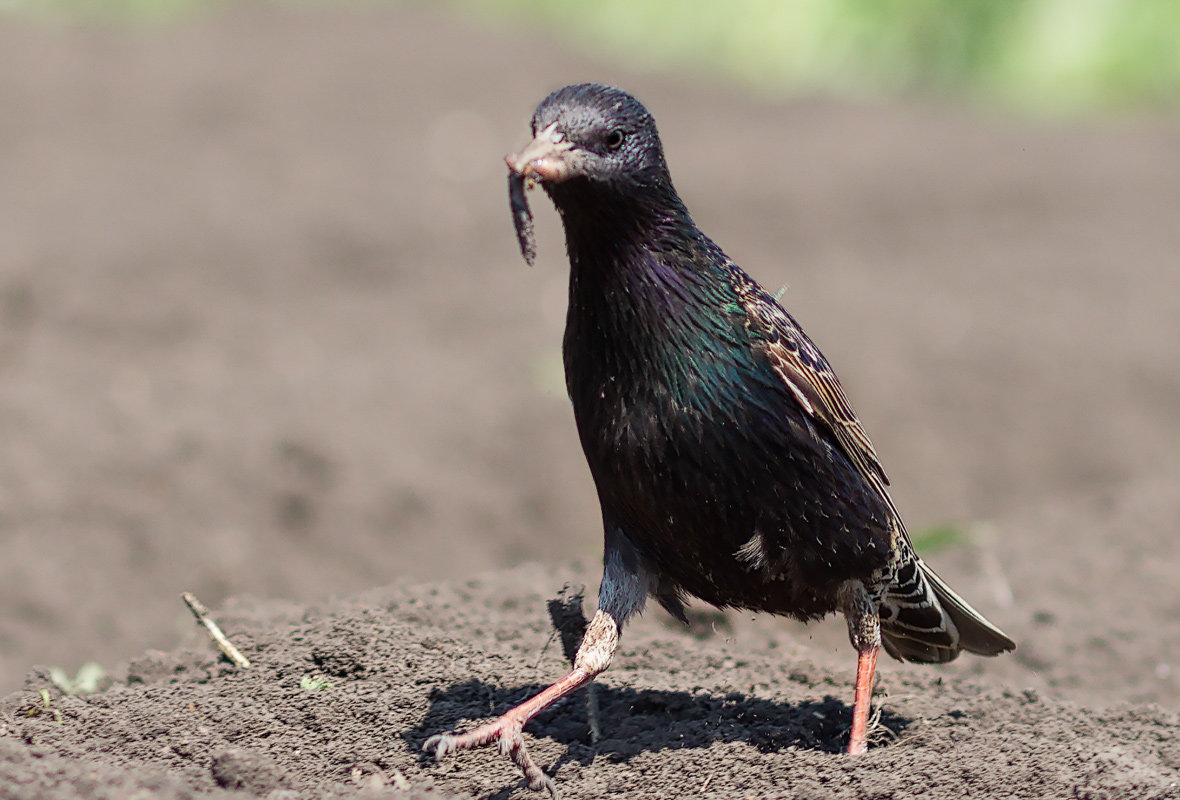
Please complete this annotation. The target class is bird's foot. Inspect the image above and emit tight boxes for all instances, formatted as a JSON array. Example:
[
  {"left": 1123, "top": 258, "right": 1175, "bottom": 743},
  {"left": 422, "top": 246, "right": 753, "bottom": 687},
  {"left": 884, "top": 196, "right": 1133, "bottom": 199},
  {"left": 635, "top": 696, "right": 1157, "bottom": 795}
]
[
  {"left": 424, "top": 666, "right": 598, "bottom": 798},
  {"left": 424, "top": 713, "right": 557, "bottom": 798}
]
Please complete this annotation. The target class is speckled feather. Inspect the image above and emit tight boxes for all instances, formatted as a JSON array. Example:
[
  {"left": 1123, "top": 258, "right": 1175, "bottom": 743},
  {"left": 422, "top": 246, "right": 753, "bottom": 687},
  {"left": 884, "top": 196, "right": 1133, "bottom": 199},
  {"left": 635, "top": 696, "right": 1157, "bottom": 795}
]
[{"left": 526, "top": 83, "right": 1013, "bottom": 663}]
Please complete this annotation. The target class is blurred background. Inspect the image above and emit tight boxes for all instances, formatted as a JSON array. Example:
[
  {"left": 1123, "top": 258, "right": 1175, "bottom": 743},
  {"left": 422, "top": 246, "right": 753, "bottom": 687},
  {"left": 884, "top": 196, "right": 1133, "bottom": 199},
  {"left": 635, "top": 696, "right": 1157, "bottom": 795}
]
[
  {"left": 1, "top": 0, "right": 1178, "bottom": 708},
  {"left": 10, "top": 0, "right": 1180, "bottom": 112}
]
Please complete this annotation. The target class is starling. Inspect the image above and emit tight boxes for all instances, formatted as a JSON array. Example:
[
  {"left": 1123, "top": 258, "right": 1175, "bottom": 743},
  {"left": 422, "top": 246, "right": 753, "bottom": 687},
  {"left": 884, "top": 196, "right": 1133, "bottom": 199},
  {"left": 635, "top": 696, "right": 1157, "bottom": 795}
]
[{"left": 425, "top": 83, "right": 1015, "bottom": 795}]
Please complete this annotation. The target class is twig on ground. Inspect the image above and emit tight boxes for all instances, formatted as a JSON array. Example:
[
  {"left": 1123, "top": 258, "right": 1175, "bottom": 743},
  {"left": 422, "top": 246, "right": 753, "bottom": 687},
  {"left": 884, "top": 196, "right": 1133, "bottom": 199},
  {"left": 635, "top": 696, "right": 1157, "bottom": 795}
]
[{"left": 182, "top": 592, "right": 251, "bottom": 668}]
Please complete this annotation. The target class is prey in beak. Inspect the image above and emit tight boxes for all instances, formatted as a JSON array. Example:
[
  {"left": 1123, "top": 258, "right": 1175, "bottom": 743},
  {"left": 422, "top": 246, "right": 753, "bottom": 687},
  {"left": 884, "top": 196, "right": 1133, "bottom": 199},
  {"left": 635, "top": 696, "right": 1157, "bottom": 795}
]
[
  {"left": 505, "top": 121, "right": 575, "bottom": 183},
  {"left": 505, "top": 122, "right": 576, "bottom": 266}
]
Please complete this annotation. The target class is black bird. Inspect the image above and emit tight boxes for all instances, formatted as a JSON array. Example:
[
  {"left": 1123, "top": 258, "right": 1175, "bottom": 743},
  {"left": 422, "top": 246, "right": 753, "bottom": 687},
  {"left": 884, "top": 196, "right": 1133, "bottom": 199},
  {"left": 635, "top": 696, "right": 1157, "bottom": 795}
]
[{"left": 425, "top": 83, "right": 1014, "bottom": 794}]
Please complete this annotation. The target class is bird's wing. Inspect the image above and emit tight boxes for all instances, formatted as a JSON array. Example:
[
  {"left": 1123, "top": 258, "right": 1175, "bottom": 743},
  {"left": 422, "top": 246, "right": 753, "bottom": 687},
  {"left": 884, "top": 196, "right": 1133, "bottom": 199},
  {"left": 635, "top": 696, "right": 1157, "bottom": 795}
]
[
  {"left": 729, "top": 267, "right": 1016, "bottom": 659},
  {"left": 729, "top": 266, "right": 890, "bottom": 490}
]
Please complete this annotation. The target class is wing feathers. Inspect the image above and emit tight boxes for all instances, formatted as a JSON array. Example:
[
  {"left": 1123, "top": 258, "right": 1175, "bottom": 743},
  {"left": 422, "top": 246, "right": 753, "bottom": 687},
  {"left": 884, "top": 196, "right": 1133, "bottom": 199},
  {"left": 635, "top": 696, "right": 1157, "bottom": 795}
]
[
  {"left": 733, "top": 272, "right": 889, "bottom": 489},
  {"left": 731, "top": 270, "right": 1016, "bottom": 663}
]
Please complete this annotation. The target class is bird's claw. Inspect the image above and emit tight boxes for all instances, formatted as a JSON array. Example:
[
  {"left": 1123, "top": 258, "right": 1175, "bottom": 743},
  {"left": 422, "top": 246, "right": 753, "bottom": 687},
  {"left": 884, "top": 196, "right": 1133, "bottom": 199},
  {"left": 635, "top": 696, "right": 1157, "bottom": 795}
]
[
  {"left": 423, "top": 717, "right": 558, "bottom": 798},
  {"left": 421, "top": 732, "right": 457, "bottom": 761}
]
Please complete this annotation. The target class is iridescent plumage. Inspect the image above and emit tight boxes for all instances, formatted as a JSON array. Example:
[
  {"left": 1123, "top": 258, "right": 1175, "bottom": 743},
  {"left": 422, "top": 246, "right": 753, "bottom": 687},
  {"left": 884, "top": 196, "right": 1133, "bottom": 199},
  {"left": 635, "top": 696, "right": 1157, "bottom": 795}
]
[{"left": 426, "top": 83, "right": 1014, "bottom": 796}]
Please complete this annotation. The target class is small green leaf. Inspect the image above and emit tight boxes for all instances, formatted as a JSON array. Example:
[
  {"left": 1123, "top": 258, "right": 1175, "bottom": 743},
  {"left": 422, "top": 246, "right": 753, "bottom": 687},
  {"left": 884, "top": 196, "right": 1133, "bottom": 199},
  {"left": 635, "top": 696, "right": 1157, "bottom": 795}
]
[
  {"left": 300, "top": 674, "right": 333, "bottom": 692},
  {"left": 73, "top": 662, "right": 106, "bottom": 693},
  {"left": 49, "top": 662, "right": 106, "bottom": 695},
  {"left": 30, "top": 689, "right": 63, "bottom": 724}
]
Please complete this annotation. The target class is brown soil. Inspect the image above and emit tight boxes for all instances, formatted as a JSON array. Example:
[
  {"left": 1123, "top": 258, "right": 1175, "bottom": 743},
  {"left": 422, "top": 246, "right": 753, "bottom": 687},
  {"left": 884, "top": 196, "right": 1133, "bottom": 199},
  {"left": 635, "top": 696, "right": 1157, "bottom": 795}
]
[{"left": 1, "top": 4, "right": 1179, "bottom": 799}]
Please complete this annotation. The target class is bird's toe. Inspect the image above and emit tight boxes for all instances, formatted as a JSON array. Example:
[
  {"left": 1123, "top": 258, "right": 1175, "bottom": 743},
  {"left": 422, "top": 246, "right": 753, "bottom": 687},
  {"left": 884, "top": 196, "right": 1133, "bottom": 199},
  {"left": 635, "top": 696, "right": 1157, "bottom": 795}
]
[
  {"left": 421, "top": 732, "right": 451, "bottom": 760},
  {"left": 424, "top": 717, "right": 555, "bottom": 794}
]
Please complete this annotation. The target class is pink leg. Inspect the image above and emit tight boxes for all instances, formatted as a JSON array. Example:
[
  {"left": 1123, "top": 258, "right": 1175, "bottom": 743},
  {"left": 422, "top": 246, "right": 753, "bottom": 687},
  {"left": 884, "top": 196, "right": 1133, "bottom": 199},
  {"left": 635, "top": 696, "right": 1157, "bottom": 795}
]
[
  {"left": 846, "top": 644, "right": 879, "bottom": 755},
  {"left": 424, "top": 609, "right": 620, "bottom": 796},
  {"left": 424, "top": 667, "right": 592, "bottom": 795},
  {"left": 839, "top": 580, "right": 882, "bottom": 756}
]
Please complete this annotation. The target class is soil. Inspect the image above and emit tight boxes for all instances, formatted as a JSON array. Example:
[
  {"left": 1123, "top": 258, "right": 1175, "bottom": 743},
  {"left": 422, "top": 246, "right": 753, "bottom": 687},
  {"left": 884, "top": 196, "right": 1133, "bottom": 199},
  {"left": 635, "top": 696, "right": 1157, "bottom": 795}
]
[{"left": 2, "top": 4, "right": 1179, "bottom": 799}]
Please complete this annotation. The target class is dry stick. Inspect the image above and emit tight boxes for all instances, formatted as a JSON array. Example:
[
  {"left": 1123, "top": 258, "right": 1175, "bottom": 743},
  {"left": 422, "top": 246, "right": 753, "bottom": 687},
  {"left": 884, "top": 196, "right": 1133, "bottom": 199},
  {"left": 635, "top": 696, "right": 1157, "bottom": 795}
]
[{"left": 182, "top": 592, "right": 251, "bottom": 668}]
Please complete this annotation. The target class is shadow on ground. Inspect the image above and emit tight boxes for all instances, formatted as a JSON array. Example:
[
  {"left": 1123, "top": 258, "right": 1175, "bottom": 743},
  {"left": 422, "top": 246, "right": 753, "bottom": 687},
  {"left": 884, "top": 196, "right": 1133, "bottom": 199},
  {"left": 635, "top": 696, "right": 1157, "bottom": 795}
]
[{"left": 409, "top": 678, "right": 911, "bottom": 764}]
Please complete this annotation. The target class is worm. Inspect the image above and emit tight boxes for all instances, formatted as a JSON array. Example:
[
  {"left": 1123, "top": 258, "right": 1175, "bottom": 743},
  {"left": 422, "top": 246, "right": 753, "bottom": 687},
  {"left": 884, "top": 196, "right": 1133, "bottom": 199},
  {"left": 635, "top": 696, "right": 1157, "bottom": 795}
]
[{"left": 508, "top": 170, "right": 536, "bottom": 267}]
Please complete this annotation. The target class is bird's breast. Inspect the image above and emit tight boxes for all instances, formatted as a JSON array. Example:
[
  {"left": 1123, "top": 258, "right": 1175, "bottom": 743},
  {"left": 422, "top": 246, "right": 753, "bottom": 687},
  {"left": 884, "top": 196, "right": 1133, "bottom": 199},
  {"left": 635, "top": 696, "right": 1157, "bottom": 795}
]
[
  {"left": 562, "top": 282, "right": 895, "bottom": 617},
  {"left": 565, "top": 312, "right": 745, "bottom": 462}
]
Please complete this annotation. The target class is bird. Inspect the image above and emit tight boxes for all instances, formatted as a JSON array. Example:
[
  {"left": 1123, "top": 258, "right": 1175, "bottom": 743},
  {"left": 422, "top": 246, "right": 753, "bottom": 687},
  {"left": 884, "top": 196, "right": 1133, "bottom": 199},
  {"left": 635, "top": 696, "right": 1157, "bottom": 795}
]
[{"left": 424, "top": 83, "right": 1015, "bottom": 796}]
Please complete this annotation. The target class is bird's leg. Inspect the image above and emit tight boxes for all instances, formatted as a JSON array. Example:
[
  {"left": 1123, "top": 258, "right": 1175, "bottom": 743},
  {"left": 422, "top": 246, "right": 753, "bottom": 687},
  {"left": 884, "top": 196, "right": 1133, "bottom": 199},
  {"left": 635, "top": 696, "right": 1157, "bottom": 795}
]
[
  {"left": 848, "top": 642, "right": 879, "bottom": 755},
  {"left": 425, "top": 526, "right": 648, "bottom": 795},
  {"left": 838, "top": 580, "right": 881, "bottom": 756},
  {"left": 423, "top": 608, "right": 621, "bottom": 796}
]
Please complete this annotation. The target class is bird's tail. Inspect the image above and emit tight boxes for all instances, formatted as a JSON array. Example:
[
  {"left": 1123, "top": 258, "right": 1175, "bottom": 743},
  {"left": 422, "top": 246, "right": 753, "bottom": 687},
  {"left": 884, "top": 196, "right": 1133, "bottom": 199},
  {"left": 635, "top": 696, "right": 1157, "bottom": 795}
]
[{"left": 878, "top": 548, "right": 1016, "bottom": 664}]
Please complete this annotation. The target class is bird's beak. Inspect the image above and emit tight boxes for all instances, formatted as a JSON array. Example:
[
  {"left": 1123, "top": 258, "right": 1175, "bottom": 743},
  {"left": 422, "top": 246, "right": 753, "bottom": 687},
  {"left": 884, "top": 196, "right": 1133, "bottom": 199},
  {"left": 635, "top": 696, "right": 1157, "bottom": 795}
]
[{"left": 505, "top": 122, "right": 577, "bottom": 183}]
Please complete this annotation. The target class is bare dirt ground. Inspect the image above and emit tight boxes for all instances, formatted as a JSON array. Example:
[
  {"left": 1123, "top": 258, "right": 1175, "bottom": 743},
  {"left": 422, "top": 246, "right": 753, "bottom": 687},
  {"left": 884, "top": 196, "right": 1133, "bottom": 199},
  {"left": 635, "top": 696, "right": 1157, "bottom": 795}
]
[{"left": 1, "top": 4, "right": 1179, "bottom": 799}]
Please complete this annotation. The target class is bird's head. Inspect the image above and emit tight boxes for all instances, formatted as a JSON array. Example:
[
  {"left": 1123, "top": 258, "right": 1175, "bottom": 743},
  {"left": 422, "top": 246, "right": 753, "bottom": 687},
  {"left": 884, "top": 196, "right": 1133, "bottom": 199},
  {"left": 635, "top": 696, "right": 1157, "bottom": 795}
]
[{"left": 506, "top": 84, "right": 675, "bottom": 205}]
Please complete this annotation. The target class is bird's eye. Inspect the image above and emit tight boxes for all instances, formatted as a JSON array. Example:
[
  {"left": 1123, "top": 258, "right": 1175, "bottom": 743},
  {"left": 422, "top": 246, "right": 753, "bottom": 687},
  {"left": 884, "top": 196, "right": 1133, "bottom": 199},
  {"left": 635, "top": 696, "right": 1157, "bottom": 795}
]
[{"left": 604, "top": 129, "right": 625, "bottom": 150}]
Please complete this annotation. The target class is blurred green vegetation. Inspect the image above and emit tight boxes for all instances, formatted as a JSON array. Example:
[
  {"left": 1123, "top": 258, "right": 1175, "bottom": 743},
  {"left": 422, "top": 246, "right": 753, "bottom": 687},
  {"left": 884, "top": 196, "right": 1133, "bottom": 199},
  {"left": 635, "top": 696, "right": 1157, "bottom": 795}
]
[
  {"left": 909, "top": 522, "right": 970, "bottom": 556},
  {"left": 5, "top": 0, "right": 1180, "bottom": 113},
  {"left": 469, "top": 0, "right": 1180, "bottom": 113},
  {"left": 0, "top": 0, "right": 215, "bottom": 23}
]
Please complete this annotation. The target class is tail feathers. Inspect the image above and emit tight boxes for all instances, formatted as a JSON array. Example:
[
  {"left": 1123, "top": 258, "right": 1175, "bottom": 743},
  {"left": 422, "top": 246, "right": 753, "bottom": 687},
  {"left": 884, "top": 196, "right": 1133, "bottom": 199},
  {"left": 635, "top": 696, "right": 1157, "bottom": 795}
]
[
  {"left": 880, "top": 556, "right": 1016, "bottom": 665},
  {"left": 923, "top": 563, "right": 1017, "bottom": 656}
]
